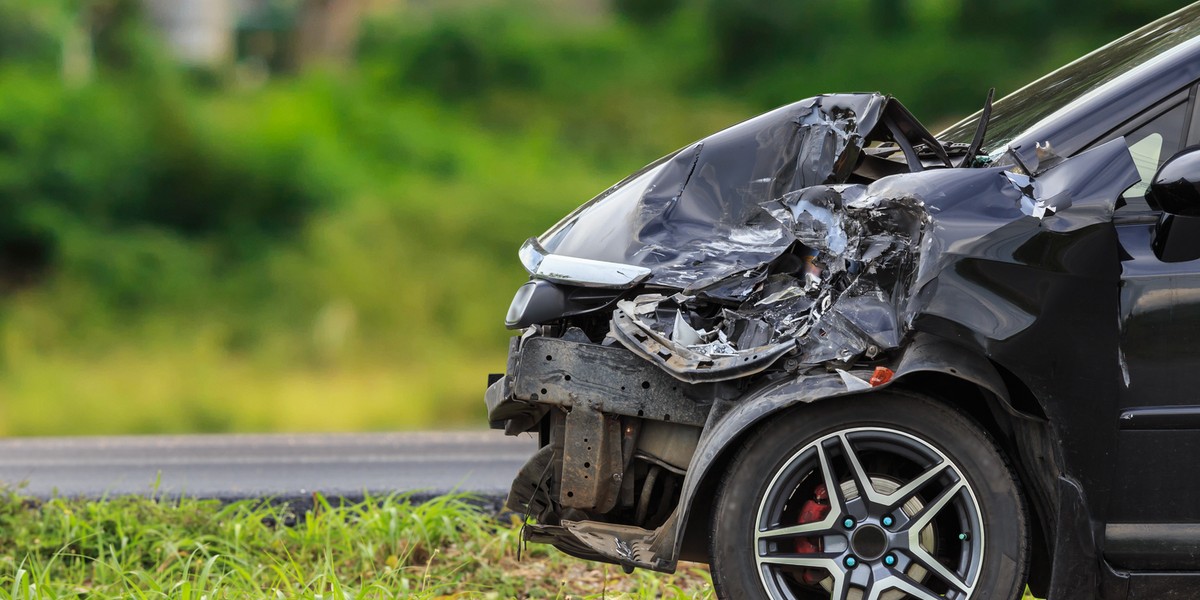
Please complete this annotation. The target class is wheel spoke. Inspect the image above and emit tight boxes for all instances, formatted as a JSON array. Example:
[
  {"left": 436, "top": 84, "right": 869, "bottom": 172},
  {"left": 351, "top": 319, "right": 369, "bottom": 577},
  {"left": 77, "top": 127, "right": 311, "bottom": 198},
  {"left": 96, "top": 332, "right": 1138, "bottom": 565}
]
[
  {"left": 757, "top": 444, "right": 846, "bottom": 544},
  {"left": 903, "top": 480, "right": 973, "bottom": 594},
  {"left": 817, "top": 441, "right": 854, "bottom": 510},
  {"left": 758, "top": 556, "right": 849, "bottom": 600},
  {"left": 908, "top": 545, "right": 972, "bottom": 595},
  {"left": 833, "top": 433, "right": 877, "bottom": 507},
  {"left": 757, "top": 554, "right": 841, "bottom": 568},
  {"left": 830, "top": 576, "right": 852, "bottom": 600},
  {"left": 835, "top": 433, "right": 952, "bottom": 514},
  {"left": 885, "top": 461, "right": 950, "bottom": 511},
  {"left": 904, "top": 479, "right": 964, "bottom": 533},
  {"left": 756, "top": 520, "right": 840, "bottom": 541},
  {"left": 866, "top": 574, "right": 945, "bottom": 600}
]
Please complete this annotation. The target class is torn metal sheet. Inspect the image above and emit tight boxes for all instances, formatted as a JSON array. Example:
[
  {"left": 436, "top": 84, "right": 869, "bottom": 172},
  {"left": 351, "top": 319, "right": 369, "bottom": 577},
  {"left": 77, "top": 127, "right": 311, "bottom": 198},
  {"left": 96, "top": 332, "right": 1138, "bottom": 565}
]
[
  {"left": 536, "top": 94, "right": 895, "bottom": 289},
  {"left": 514, "top": 90, "right": 1140, "bottom": 388},
  {"left": 612, "top": 139, "right": 1136, "bottom": 384}
]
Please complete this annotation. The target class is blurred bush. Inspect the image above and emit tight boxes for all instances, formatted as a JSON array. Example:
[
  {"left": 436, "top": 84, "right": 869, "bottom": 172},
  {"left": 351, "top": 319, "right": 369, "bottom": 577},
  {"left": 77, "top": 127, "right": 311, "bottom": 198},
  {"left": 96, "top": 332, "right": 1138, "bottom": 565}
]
[{"left": 0, "top": 0, "right": 1184, "bottom": 434}]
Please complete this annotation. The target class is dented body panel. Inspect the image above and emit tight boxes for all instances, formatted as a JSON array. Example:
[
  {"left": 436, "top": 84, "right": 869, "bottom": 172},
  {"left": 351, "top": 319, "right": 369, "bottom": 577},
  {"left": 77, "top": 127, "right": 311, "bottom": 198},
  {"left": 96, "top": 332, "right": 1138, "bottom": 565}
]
[{"left": 487, "top": 11, "right": 1200, "bottom": 597}]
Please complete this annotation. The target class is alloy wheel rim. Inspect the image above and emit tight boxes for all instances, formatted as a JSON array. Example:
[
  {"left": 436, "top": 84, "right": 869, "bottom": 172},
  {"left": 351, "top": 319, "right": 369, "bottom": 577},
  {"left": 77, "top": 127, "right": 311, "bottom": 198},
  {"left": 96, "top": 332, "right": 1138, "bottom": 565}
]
[{"left": 753, "top": 427, "right": 985, "bottom": 600}]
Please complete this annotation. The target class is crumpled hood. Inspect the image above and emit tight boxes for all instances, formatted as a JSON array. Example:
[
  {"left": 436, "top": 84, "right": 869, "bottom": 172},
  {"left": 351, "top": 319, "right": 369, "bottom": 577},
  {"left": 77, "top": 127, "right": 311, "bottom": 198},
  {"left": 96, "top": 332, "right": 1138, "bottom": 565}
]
[
  {"left": 538, "top": 93, "right": 891, "bottom": 289},
  {"left": 527, "top": 92, "right": 1141, "bottom": 383}
]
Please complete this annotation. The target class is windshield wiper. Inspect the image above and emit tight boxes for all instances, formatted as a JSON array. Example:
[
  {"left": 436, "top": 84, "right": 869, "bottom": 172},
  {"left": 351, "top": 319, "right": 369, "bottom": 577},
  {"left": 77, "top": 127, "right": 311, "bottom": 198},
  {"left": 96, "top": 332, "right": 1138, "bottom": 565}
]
[{"left": 961, "top": 88, "right": 996, "bottom": 168}]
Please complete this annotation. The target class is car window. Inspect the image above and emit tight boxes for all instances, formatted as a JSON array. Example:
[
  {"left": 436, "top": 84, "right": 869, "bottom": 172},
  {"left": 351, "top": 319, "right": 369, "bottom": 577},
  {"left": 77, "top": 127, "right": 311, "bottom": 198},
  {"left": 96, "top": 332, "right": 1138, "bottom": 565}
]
[
  {"left": 1124, "top": 100, "right": 1188, "bottom": 200},
  {"left": 939, "top": 5, "right": 1200, "bottom": 153}
]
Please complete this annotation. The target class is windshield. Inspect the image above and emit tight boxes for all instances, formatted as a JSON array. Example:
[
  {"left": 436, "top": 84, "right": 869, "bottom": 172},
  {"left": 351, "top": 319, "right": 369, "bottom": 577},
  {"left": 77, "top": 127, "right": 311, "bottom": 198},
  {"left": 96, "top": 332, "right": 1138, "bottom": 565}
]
[{"left": 940, "top": 4, "right": 1200, "bottom": 153}]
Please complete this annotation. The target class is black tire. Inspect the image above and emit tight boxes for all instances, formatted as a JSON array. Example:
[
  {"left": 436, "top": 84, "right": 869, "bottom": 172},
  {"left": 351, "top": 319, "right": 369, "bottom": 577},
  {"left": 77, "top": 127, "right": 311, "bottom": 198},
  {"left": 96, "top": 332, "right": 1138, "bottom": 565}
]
[{"left": 710, "top": 391, "right": 1028, "bottom": 600}]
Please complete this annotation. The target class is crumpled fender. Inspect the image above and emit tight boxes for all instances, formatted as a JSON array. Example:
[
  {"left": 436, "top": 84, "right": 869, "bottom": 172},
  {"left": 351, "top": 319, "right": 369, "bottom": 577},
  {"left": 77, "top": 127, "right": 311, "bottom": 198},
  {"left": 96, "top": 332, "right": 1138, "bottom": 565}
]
[{"left": 660, "top": 332, "right": 1012, "bottom": 565}]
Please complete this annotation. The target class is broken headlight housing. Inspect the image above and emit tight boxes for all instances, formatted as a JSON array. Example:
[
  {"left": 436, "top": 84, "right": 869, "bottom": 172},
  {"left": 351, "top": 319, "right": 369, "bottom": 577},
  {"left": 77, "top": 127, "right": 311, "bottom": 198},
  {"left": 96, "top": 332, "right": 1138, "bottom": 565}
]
[
  {"left": 505, "top": 278, "right": 628, "bottom": 329},
  {"left": 506, "top": 280, "right": 565, "bottom": 329}
]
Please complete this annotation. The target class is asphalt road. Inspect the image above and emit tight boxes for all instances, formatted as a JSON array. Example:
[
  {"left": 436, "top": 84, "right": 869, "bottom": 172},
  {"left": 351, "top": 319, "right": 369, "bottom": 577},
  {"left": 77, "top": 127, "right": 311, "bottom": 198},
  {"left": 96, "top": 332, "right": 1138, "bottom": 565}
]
[{"left": 0, "top": 431, "right": 537, "bottom": 507}]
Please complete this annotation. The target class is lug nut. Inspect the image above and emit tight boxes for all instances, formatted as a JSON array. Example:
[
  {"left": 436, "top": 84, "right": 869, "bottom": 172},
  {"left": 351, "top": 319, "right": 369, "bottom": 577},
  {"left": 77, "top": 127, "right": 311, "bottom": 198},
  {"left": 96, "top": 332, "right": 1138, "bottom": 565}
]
[
  {"left": 884, "top": 554, "right": 897, "bottom": 566},
  {"left": 843, "top": 517, "right": 856, "bottom": 529},
  {"left": 882, "top": 515, "right": 894, "bottom": 527},
  {"left": 959, "top": 532, "right": 970, "bottom": 541},
  {"left": 844, "top": 555, "right": 858, "bottom": 568}
]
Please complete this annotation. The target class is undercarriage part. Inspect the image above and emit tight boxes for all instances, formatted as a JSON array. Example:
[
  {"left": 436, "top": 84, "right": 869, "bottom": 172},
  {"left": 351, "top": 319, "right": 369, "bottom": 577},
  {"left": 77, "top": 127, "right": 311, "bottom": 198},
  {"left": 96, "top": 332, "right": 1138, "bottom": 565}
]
[
  {"left": 636, "top": 465, "right": 661, "bottom": 527},
  {"left": 523, "top": 523, "right": 608, "bottom": 563},
  {"left": 560, "top": 519, "right": 664, "bottom": 570},
  {"left": 635, "top": 421, "right": 701, "bottom": 472},
  {"left": 505, "top": 444, "right": 557, "bottom": 519},
  {"left": 649, "top": 470, "right": 680, "bottom": 527},
  {"left": 561, "top": 406, "right": 624, "bottom": 512}
]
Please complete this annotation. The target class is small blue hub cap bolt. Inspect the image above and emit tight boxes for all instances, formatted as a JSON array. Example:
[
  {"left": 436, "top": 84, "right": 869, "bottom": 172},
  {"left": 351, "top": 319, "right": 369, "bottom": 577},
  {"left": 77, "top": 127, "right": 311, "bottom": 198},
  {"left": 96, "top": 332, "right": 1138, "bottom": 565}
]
[
  {"left": 843, "top": 517, "right": 855, "bottom": 529},
  {"left": 959, "top": 532, "right": 970, "bottom": 541},
  {"left": 884, "top": 554, "right": 897, "bottom": 566},
  {"left": 844, "top": 556, "right": 858, "bottom": 568},
  {"left": 882, "top": 515, "right": 894, "bottom": 527}
]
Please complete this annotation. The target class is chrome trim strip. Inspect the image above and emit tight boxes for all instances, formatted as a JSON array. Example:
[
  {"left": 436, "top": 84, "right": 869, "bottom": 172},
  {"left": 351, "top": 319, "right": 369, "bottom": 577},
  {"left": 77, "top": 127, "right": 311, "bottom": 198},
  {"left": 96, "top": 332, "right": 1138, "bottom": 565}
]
[{"left": 519, "top": 237, "right": 651, "bottom": 288}]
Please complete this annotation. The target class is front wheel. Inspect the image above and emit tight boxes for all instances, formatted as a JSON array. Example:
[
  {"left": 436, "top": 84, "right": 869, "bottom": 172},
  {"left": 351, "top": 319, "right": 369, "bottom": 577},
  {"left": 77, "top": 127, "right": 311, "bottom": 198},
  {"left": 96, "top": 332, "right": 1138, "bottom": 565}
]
[{"left": 710, "top": 392, "right": 1029, "bottom": 600}]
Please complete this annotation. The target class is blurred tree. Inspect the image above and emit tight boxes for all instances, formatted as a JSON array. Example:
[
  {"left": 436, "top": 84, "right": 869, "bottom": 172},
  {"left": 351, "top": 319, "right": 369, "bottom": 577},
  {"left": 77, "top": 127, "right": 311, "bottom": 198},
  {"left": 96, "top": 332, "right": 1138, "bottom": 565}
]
[
  {"left": 293, "top": 0, "right": 362, "bottom": 68},
  {"left": 90, "top": 0, "right": 155, "bottom": 71},
  {"left": 0, "top": 3, "right": 61, "bottom": 65},
  {"left": 611, "top": 0, "right": 683, "bottom": 27},
  {"left": 867, "top": 0, "right": 909, "bottom": 37},
  {"left": 701, "top": 0, "right": 839, "bottom": 79},
  {"left": 362, "top": 10, "right": 541, "bottom": 100},
  {"left": 956, "top": 0, "right": 1055, "bottom": 42}
]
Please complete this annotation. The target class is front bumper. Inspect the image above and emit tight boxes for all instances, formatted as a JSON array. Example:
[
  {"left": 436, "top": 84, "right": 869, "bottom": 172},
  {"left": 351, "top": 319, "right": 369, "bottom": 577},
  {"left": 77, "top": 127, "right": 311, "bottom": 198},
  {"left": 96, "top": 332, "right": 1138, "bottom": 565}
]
[
  {"left": 486, "top": 335, "right": 711, "bottom": 434},
  {"left": 485, "top": 338, "right": 548, "bottom": 435}
]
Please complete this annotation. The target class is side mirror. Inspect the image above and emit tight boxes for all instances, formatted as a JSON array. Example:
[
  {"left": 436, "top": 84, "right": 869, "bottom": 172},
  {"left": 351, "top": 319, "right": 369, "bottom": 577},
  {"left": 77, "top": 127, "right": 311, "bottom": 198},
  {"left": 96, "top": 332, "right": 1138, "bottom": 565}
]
[
  {"left": 1148, "top": 147, "right": 1200, "bottom": 216},
  {"left": 1151, "top": 148, "right": 1200, "bottom": 263}
]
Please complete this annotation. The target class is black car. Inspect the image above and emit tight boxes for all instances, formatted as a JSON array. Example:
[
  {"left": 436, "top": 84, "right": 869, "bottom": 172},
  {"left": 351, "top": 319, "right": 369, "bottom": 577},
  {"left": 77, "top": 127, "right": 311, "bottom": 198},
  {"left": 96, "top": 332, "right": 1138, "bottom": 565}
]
[{"left": 485, "top": 4, "right": 1200, "bottom": 599}]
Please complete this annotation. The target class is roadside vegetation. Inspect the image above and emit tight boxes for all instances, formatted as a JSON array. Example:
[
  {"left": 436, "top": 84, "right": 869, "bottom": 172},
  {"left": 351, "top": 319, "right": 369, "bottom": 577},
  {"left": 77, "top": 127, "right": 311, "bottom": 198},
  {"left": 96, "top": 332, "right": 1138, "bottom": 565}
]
[
  {"left": 0, "top": 490, "right": 712, "bottom": 599},
  {"left": 0, "top": 488, "right": 1049, "bottom": 599},
  {"left": 0, "top": 0, "right": 1185, "bottom": 435}
]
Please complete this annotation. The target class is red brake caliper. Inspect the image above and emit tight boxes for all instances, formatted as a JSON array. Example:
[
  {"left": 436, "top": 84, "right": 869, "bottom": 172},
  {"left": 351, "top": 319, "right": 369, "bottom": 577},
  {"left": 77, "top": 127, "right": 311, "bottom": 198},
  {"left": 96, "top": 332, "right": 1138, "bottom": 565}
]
[{"left": 794, "top": 483, "right": 831, "bottom": 585}]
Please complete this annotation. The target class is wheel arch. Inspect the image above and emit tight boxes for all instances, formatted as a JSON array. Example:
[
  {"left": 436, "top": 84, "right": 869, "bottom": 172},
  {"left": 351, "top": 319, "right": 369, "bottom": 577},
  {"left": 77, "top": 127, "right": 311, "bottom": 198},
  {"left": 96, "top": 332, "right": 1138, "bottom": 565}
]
[{"left": 673, "top": 334, "right": 1058, "bottom": 595}]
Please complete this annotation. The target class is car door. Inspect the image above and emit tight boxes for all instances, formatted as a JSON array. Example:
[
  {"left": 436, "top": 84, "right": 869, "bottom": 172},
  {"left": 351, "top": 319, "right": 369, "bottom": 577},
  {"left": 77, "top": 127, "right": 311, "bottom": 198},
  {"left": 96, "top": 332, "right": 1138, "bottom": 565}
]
[{"left": 1105, "top": 84, "right": 1200, "bottom": 571}]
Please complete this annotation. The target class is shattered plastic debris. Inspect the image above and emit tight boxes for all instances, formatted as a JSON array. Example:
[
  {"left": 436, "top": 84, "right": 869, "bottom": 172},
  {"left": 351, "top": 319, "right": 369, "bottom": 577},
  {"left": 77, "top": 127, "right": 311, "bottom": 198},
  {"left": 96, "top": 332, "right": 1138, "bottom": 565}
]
[
  {"left": 671, "top": 310, "right": 704, "bottom": 346},
  {"left": 837, "top": 369, "right": 873, "bottom": 391},
  {"left": 609, "top": 179, "right": 928, "bottom": 375},
  {"left": 1035, "top": 141, "right": 1065, "bottom": 171},
  {"left": 869, "top": 366, "right": 895, "bottom": 387},
  {"left": 792, "top": 196, "right": 850, "bottom": 255},
  {"left": 688, "top": 330, "right": 738, "bottom": 356},
  {"left": 754, "top": 285, "right": 808, "bottom": 307},
  {"left": 1006, "top": 170, "right": 1069, "bottom": 219}
]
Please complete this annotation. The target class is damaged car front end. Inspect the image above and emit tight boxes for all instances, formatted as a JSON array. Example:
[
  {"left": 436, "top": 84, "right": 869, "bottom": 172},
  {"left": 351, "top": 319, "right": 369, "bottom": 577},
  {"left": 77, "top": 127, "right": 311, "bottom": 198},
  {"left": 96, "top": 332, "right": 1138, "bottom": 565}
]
[{"left": 487, "top": 5, "right": 1200, "bottom": 598}]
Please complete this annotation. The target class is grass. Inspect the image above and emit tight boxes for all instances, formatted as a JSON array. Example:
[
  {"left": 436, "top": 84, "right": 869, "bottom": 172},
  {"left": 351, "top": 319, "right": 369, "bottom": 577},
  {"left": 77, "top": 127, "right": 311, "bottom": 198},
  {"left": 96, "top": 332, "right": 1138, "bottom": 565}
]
[
  {"left": 0, "top": 490, "right": 712, "bottom": 599},
  {"left": 0, "top": 487, "right": 1050, "bottom": 598}
]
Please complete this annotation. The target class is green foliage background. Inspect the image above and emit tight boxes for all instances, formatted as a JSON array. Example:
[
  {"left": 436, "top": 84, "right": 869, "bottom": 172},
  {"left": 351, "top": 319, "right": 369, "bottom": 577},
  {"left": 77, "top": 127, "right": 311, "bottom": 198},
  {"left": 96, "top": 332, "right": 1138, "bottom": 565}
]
[{"left": 0, "top": 0, "right": 1184, "bottom": 435}]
